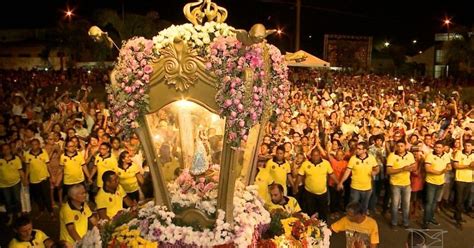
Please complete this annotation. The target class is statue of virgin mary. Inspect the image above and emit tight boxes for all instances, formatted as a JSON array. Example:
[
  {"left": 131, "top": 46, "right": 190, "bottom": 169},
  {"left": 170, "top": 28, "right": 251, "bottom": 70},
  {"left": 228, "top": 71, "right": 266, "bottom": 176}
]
[{"left": 190, "top": 129, "right": 210, "bottom": 176}]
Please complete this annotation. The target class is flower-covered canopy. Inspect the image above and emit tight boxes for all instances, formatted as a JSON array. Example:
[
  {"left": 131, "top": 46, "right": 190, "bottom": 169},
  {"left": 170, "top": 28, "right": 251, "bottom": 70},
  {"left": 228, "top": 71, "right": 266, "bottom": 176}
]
[{"left": 107, "top": 20, "right": 290, "bottom": 147}]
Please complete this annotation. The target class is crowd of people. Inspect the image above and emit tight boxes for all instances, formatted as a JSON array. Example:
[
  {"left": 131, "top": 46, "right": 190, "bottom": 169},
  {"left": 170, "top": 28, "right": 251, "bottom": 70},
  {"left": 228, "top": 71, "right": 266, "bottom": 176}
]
[
  {"left": 256, "top": 69, "right": 473, "bottom": 247},
  {"left": 0, "top": 68, "right": 149, "bottom": 247},
  {"left": 0, "top": 67, "right": 472, "bottom": 247}
]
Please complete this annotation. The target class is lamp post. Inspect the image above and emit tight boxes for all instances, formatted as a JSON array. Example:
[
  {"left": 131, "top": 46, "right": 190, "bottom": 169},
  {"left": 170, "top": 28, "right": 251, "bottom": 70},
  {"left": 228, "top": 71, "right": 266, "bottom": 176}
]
[
  {"left": 443, "top": 18, "right": 451, "bottom": 77},
  {"left": 443, "top": 18, "right": 451, "bottom": 41}
]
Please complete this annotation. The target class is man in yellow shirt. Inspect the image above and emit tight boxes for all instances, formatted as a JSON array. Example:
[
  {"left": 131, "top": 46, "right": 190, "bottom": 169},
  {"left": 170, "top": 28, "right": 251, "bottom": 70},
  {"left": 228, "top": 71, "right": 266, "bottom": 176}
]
[
  {"left": 9, "top": 216, "right": 54, "bottom": 248},
  {"left": 331, "top": 202, "right": 379, "bottom": 248},
  {"left": 0, "top": 143, "right": 25, "bottom": 224},
  {"left": 422, "top": 140, "right": 451, "bottom": 229},
  {"left": 60, "top": 140, "right": 91, "bottom": 189},
  {"left": 266, "top": 183, "right": 301, "bottom": 214},
  {"left": 386, "top": 140, "right": 415, "bottom": 228},
  {"left": 96, "top": 171, "right": 136, "bottom": 220},
  {"left": 59, "top": 184, "right": 98, "bottom": 245},
  {"left": 264, "top": 145, "right": 291, "bottom": 195},
  {"left": 452, "top": 139, "right": 474, "bottom": 228},
  {"left": 297, "top": 149, "right": 339, "bottom": 221},
  {"left": 23, "top": 139, "right": 54, "bottom": 217},
  {"left": 338, "top": 142, "right": 380, "bottom": 213},
  {"left": 91, "top": 142, "right": 118, "bottom": 188}
]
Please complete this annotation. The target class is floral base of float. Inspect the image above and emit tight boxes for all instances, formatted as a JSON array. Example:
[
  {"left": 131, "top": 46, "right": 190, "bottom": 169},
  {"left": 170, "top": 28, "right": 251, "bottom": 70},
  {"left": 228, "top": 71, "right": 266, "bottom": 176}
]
[{"left": 79, "top": 173, "right": 331, "bottom": 248}]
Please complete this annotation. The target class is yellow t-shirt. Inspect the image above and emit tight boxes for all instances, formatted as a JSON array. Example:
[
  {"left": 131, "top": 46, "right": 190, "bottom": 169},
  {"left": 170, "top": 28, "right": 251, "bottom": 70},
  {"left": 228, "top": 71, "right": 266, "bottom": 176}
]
[
  {"left": 255, "top": 168, "right": 273, "bottom": 204},
  {"left": 265, "top": 158, "right": 291, "bottom": 194},
  {"left": 267, "top": 196, "right": 301, "bottom": 214},
  {"left": 60, "top": 152, "right": 86, "bottom": 185},
  {"left": 117, "top": 163, "right": 141, "bottom": 193},
  {"left": 347, "top": 155, "right": 378, "bottom": 191},
  {"left": 94, "top": 154, "right": 118, "bottom": 188},
  {"left": 453, "top": 151, "right": 473, "bottom": 183},
  {"left": 59, "top": 202, "right": 93, "bottom": 244},
  {"left": 425, "top": 152, "right": 451, "bottom": 185},
  {"left": 24, "top": 150, "right": 50, "bottom": 184},
  {"left": 386, "top": 152, "right": 415, "bottom": 186},
  {"left": 95, "top": 185, "right": 127, "bottom": 219},
  {"left": 0, "top": 156, "right": 22, "bottom": 188},
  {"left": 162, "top": 159, "right": 180, "bottom": 182},
  {"left": 8, "top": 229, "right": 50, "bottom": 248},
  {"left": 298, "top": 159, "right": 333, "bottom": 195},
  {"left": 331, "top": 216, "right": 379, "bottom": 246}
]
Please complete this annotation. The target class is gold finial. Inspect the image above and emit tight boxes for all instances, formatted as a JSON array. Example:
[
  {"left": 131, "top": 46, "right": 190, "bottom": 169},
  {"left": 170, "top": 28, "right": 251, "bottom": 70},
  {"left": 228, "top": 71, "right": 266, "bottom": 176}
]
[{"left": 183, "top": 0, "right": 228, "bottom": 26}]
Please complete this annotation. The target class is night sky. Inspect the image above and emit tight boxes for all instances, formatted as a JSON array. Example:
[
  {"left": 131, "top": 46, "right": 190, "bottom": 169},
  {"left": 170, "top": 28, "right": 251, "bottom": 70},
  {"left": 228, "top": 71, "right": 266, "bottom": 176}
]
[{"left": 0, "top": 0, "right": 472, "bottom": 56}]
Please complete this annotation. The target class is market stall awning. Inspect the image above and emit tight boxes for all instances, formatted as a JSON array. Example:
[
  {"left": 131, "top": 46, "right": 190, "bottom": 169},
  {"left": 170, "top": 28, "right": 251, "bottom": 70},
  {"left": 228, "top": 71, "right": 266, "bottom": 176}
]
[{"left": 285, "top": 50, "right": 330, "bottom": 68}]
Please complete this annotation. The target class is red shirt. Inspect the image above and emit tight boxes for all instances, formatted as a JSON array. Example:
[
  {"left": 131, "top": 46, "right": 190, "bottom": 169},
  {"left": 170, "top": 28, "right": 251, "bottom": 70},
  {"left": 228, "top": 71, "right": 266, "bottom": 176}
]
[{"left": 328, "top": 157, "right": 348, "bottom": 186}]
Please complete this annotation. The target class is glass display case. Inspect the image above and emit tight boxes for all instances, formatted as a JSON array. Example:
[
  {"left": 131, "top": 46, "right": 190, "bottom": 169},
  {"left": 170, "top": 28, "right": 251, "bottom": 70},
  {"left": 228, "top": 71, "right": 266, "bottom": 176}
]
[{"left": 145, "top": 100, "right": 225, "bottom": 183}]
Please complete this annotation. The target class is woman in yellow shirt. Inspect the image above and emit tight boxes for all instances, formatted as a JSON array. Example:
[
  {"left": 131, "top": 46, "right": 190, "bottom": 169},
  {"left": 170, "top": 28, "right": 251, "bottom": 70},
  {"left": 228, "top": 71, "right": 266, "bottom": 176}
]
[{"left": 117, "top": 151, "right": 144, "bottom": 202}]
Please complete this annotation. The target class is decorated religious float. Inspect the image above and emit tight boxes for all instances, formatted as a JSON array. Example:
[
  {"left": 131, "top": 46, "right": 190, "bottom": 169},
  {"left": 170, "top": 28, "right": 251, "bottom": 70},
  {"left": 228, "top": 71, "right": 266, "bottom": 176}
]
[{"left": 82, "top": 1, "right": 330, "bottom": 247}]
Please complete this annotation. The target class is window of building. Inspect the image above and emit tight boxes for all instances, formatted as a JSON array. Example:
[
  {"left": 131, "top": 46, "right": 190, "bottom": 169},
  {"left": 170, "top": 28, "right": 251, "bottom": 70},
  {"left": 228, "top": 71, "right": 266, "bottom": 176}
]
[
  {"left": 434, "top": 65, "right": 446, "bottom": 78},
  {"left": 435, "top": 50, "right": 445, "bottom": 64}
]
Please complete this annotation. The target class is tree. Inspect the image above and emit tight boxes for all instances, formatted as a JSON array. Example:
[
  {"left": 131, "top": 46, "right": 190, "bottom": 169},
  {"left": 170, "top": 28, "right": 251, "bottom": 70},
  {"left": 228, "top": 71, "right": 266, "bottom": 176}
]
[{"left": 444, "top": 25, "right": 474, "bottom": 77}]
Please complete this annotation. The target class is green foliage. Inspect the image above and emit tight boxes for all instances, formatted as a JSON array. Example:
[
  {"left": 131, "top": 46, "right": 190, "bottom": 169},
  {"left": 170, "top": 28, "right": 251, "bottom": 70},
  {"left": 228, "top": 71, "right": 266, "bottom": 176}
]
[{"left": 264, "top": 209, "right": 290, "bottom": 239}]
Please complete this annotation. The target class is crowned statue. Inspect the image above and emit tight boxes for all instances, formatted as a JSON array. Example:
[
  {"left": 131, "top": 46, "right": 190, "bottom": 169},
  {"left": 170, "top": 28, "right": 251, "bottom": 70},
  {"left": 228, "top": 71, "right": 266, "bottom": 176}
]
[{"left": 190, "top": 129, "right": 211, "bottom": 175}]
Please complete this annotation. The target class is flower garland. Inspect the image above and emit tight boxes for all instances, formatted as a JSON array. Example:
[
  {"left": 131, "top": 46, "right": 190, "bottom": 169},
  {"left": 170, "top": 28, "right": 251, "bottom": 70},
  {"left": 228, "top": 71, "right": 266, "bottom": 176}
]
[
  {"left": 208, "top": 37, "right": 290, "bottom": 147},
  {"left": 107, "top": 37, "right": 155, "bottom": 137},
  {"left": 267, "top": 44, "right": 291, "bottom": 116}
]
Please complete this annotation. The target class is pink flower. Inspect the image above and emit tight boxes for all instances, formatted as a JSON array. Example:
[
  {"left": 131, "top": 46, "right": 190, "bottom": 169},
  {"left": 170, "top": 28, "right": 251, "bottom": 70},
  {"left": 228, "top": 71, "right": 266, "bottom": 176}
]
[
  {"left": 124, "top": 86, "right": 132, "bottom": 93},
  {"left": 198, "top": 177, "right": 206, "bottom": 183},
  {"left": 243, "top": 135, "right": 248, "bottom": 141},
  {"left": 233, "top": 98, "right": 240, "bottom": 105},
  {"left": 142, "top": 74, "right": 150, "bottom": 82},
  {"left": 228, "top": 132, "right": 237, "bottom": 140},
  {"left": 144, "top": 65, "right": 153, "bottom": 74},
  {"left": 237, "top": 104, "right": 244, "bottom": 112},
  {"left": 239, "top": 120, "right": 245, "bottom": 127},
  {"left": 128, "top": 101, "right": 135, "bottom": 107},
  {"left": 224, "top": 99, "right": 232, "bottom": 107},
  {"left": 205, "top": 62, "right": 212, "bottom": 69},
  {"left": 136, "top": 52, "right": 144, "bottom": 61},
  {"left": 140, "top": 59, "right": 147, "bottom": 67},
  {"left": 137, "top": 71, "right": 144, "bottom": 77},
  {"left": 223, "top": 76, "right": 231, "bottom": 83},
  {"left": 134, "top": 80, "right": 143, "bottom": 87},
  {"left": 230, "top": 111, "right": 237, "bottom": 118},
  {"left": 116, "top": 111, "right": 122, "bottom": 117}
]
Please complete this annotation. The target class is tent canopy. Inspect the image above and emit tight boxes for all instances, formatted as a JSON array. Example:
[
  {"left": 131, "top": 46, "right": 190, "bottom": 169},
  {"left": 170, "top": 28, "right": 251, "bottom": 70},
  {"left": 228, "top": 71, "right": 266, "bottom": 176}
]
[{"left": 285, "top": 50, "right": 330, "bottom": 68}]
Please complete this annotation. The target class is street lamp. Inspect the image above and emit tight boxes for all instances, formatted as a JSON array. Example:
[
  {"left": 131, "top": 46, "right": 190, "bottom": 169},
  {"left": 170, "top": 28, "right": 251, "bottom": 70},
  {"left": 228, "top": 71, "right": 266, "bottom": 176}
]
[
  {"left": 277, "top": 29, "right": 283, "bottom": 35},
  {"left": 64, "top": 8, "right": 74, "bottom": 21},
  {"left": 412, "top": 39, "right": 417, "bottom": 44},
  {"left": 443, "top": 18, "right": 451, "bottom": 41},
  {"left": 384, "top": 41, "right": 390, "bottom": 47}
]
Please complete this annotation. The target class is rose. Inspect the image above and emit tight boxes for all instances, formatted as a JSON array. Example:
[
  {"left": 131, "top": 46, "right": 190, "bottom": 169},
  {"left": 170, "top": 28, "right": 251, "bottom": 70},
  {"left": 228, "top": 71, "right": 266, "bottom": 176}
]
[
  {"left": 144, "top": 65, "right": 153, "bottom": 74},
  {"left": 224, "top": 99, "right": 232, "bottom": 107},
  {"left": 238, "top": 120, "right": 245, "bottom": 127}
]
